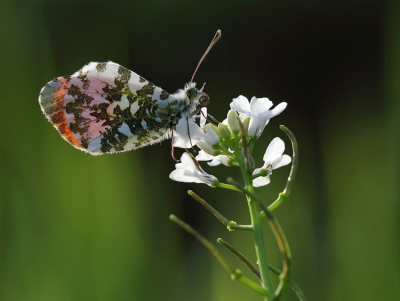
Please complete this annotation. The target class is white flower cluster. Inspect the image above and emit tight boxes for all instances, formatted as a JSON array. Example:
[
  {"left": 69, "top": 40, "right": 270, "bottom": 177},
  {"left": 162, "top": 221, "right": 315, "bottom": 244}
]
[{"left": 169, "top": 96, "right": 291, "bottom": 187}]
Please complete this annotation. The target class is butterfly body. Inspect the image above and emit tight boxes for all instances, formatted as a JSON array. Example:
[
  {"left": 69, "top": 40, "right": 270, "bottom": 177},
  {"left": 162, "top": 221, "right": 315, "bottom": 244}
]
[{"left": 39, "top": 61, "right": 208, "bottom": 155}]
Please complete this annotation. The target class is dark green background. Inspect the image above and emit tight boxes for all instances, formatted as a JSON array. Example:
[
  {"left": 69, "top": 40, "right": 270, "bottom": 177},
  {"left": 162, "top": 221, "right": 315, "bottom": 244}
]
[{"left": 1, "top": 0, "right": 399, "bottom": 300}]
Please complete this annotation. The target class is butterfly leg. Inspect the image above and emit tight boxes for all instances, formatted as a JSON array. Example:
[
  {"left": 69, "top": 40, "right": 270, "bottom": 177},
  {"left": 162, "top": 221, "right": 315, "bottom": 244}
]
[
  {"left": 170, "top": 128, "right": 180, "bottom": 162},
  {"left": 200, "top": 110, "right": 220, "bottom": 125},
  {"left": 187, "top": 117, "right": 194, "bottom": 148}
]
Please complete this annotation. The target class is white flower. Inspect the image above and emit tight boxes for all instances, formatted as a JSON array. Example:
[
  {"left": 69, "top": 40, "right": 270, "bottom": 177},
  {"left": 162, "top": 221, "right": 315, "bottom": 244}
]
[
  {"left": 230, "top": 95, "right": 287, "bottom": 137},
  {"left": 174, "top": 119, "right": 219, "bottom": 155},
  {"left": 252, "top": 137, "right": 291, "bottom": 187},
  {"left": 169, "top": 152, "right": 217, "bottom": 185},
  {"left": 196, "top": 150, "right": 230, "bottom": 166}
]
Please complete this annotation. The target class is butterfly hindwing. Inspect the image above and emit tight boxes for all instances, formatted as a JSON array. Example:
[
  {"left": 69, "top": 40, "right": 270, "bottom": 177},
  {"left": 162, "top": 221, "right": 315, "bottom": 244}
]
[{"left": 39, "top": 61, "right": 181, "bottom": 155}]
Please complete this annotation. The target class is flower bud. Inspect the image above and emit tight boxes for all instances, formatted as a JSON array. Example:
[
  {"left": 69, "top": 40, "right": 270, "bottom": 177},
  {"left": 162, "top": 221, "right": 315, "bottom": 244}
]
[
  {"left": 227, "top": 110, "right": 240, "bottom": 134},
  {"left": 217, "top": 123, "right": 231, "bottom": 139},
  {"left": 241, "top": 116, "right": 250, "bottom": 135}
]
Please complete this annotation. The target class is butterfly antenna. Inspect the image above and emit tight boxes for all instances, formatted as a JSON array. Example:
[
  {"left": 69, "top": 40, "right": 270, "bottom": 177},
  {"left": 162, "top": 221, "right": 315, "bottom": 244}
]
[{"left": 190, "top": 30, "right": 221, "bottom": 84}]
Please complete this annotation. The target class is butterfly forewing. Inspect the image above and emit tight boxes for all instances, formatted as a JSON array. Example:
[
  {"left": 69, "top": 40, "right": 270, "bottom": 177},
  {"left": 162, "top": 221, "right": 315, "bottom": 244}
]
[{"left": 39, "top": 61, "right": 180, "bottom": 155}]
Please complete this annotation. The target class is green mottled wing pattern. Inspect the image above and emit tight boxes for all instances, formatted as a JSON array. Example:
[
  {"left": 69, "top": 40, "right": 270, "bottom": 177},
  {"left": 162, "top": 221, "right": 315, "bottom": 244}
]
[{"left": 39, "top": 61, "right": 181, "bottom": 155}]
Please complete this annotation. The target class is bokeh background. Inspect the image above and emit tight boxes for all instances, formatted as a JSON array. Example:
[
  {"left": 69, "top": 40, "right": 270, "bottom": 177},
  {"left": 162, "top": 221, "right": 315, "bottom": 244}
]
[{"left": 1, "top": 0, "right": 399, "bottom": 300}]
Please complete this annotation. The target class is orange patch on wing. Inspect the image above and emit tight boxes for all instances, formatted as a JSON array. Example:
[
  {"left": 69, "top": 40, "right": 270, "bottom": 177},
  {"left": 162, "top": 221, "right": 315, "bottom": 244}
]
[
  {"left": 48, "top": 77, "right": 83, "bottom": 149},
  {"left": 57, "top": 120, "right": 82, "bottom": 148}
]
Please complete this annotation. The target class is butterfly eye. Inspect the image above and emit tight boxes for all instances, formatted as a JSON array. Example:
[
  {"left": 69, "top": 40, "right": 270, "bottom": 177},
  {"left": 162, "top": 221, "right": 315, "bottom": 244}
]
[
  {"left": 199, "top": 93, "right": 210, "bottom": 106},
  {"left": 186, "top": 88, "right": 197, "bottom": 100}
]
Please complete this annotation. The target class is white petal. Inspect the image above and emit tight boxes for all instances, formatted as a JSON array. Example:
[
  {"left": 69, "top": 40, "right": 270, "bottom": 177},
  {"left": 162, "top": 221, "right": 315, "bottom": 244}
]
[
  {"left": 263, "top": 138, "right": 285, "bottom": 163},
  {"left": 255, "top": 119, "right": 269, "bottom": 138},
  {"left": 176, "top": 119, "right": 208, "bottom": 143},
  {"left": 248, "top": 115, "right": 264, "bottom": 137},
  {"left": 249, "top": 97, "right": 273, "bottom": 115},
  {"left": 169, "top": 152, "right": 217, "bottom": 185},
  {"left": 175, "top": 162, "right": 186, "bottom": 170},
  {"left": 269, "top": 102, "right": 287, "bottom": 118},
  {"left": 204, "top": 125, "right": 219, "bottom": 144},
  {"left": 196, "top": 150, "right": 214, "bottom": 161},
  {"left": 216, "top": 155, "right": 230, "bottom": 166},
  {"left": 200, "top": 108, "right": 207, "bottom": 127},
  {"left": 208, "top": 159, "right": 222, "bottom": 166},
  {"left": 230, "top": 95, "right": 251, "bottom": 115},
  {"left": 180, "top": 152, "right": 198, "bottom": 170},
  {"left": 253, "top": 175, "right": 271, "bottom": 187},
  {"left": 173, "top": 134, "right": 192, "bottom": 148},
  {"left": 208, "top": 155, "right": 230, "bottom": 166},
  {"left": 169, "top": 169, "right": 207, "bottom": 184},
  {"left": 238, "top": 112, "right": 249, "bottom": 121},
  {"left": 272, "top": 154, "right": 292, "bottom": 169}
]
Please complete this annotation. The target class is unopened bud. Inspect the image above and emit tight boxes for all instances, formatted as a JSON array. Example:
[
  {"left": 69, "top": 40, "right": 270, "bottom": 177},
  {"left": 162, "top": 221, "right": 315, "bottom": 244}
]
[
  {"left": 218, "top": 123, "right": 231, "bottom": 139},
  {"left": 227, "top": 110, "right": 240, "bottom": 134},
  {"left": 241, "top": 116, "right": 250, "bottom": 134}
]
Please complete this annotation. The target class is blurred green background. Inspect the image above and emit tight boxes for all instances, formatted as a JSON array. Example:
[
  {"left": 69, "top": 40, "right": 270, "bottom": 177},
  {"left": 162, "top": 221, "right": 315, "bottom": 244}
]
[{"left": 0, "top": 0, "right": 399, "bottom": 300}]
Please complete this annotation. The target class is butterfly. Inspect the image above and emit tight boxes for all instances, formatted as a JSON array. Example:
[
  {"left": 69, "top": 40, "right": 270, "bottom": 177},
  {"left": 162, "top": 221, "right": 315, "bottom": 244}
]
[{"left": 39, "top": 30, "right": 221, "bottom": 155}]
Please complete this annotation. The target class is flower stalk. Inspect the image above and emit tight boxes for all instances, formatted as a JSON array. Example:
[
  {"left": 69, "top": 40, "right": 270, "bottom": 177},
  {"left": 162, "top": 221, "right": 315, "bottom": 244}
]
[
  {"left": 268, "top": 126, "right": 298, "bottom": 211},
  {"left": 217, "top": 238, "right": 262, "bottom": 282}
]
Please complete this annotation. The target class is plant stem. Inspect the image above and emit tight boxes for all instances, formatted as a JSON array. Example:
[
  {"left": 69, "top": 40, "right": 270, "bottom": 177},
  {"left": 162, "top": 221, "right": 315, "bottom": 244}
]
[
  {"left": 248, "top": 194, "right": 275, "bottom": 300},
  {"left": 242, "top": 171, "right": 274, "bottom": 300},
  {"left": 213, "top": 181, "right": 243, "bottom": 192}
]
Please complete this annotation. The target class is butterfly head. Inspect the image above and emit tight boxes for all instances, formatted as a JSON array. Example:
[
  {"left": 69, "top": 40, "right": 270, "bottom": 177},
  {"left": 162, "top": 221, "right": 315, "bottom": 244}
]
[
  {"left": 184, "top": 83, "right": 210, "bottom": 119},
  {"left": 186, "top": 86, "right": 210, "bottom": 107}
]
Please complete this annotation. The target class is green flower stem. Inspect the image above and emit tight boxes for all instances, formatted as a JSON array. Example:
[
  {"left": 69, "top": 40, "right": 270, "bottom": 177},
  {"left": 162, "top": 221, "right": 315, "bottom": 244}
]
[
  {"left": 245, "top": 192, "right": 293, "bottom": 301},
  {"left": 218, "top": 239, "right": 308, "bottom": 301},
  {"left": 216, "top": 145, "right": 234, "bottom": 157},
  {"left": 228, "top": 224, "right": 253, "bottom": 231},
  {"left": 213, "top": 180, "right": 242, "bottom": 192},
  {"left": 188, "top": 190, "right": 252, "bottom": 231},
  {"left": 249, "top": 136, "right": 257, "bottom": 153},
  {"left": 268, "top": 125, "right": 298, "bottom": 211},
  {"left": 236, "top": 273, "right": 268, "bottom": 296},
  {"left": 169, "top": 214, "right": 267, "bottom": 296},
  {"left": 230, "top": 171, "right": 274, "bottom": 300},
  {"left": 227, "top": 177, "right": 295, "bottom": 301},
  {"left": 264, "top": 210, "right": 292, "bottom": 301},
  {"left": 188, "top": 190, "right": 230, "bottom": 225},
  {"left": 217, "top": 238, "right": 262, "bottom": 282},
  {"left": 247, "top": 189, "right": 275, "bottom": 300}
]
